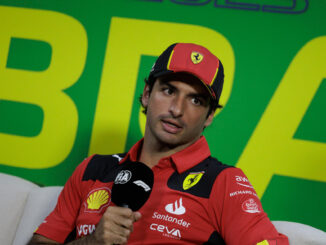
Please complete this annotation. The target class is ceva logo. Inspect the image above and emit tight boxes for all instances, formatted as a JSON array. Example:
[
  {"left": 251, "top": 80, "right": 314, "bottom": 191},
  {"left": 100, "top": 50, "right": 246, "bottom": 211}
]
[{"left": 150, "top": 223, "right": 181, "bottom": 239}]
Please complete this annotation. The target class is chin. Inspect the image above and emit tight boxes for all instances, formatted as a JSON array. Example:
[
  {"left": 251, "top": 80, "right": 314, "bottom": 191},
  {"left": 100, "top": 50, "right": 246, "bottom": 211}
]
[
  {"left": 157, "top": 134, "right": 182, "bottom": 147},
  {"left": 158, "top": 134, "right": 193, "bottom": 149}
]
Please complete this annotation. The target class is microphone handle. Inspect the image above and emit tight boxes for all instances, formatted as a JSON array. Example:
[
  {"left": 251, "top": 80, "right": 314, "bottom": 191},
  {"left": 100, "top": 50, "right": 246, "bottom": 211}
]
[{"left": 121, "top": 203, "right": 129, "bottom": 209}]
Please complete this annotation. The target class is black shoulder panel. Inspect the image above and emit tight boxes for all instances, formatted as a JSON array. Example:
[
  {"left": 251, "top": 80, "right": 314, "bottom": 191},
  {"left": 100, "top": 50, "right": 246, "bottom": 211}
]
[
  {"left": 167, "top": 157, "right": 232, "bottom": 198},
  {"left": 203, "top": 231, "right": 226, "bottom": 245},
  {"left": 82, "top": 154, "right": 127, "bottom": 183}
]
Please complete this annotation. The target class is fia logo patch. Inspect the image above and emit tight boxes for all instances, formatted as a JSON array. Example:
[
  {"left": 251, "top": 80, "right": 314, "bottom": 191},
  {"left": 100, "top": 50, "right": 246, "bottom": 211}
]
[
  {"left": 115, "top": 170, "right": 132, "bottom": 184},
  {"left": 183, "top": 171, "right": 204, "bottom": 190},
  {"left": 191, "top": 51, "right": 203, "bottom": 64}
]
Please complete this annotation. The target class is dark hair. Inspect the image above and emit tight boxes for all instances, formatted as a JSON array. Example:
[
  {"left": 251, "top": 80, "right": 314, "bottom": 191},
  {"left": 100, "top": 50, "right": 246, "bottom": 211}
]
[
  {"left": 139, "top": 77, "right": 222, "bottom": 117},
  {"left": 139, "top": 78, "right": 152, "bottom": 115}
]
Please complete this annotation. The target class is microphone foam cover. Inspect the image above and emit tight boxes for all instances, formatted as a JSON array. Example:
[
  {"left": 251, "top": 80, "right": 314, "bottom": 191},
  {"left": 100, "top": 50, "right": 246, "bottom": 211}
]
[{"left": 112, "top": 161, "right": 154, "bottom": 211}]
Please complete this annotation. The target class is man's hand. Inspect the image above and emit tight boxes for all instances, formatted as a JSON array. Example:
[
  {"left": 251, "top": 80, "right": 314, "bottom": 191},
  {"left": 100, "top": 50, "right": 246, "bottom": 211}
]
[
  {"left": 93, "top": 206, "right": 142, "bottom": 245},
  {"left": 28, "top": 206, "right": 141, "bottom": 245}
]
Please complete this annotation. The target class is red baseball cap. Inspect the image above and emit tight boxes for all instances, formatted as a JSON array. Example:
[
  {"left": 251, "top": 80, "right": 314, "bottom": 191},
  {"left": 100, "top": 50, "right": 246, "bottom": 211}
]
[{"left": 148, "top": 43, "right": 224, "bottom": 105}]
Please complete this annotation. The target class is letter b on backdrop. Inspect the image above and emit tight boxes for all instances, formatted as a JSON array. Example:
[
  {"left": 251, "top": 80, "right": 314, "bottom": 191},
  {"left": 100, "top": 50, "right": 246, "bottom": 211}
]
[{"left": 0, "top": 6, "right": 87, "bottom": 168}]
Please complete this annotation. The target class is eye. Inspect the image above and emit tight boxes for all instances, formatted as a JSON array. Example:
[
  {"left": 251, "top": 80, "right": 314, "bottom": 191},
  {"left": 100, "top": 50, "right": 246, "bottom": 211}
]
[
  {"left": 191, "top": 97, "right": 202, "bottom": 106},
  {"left": 162, "top": 87, "right": 174, "bottom": 95}
]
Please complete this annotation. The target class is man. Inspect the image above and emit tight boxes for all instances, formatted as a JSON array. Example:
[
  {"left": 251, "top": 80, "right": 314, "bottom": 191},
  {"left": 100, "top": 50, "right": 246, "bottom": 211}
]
[{"left": 29, "top": 43, "right": 289, "bottom": 245}]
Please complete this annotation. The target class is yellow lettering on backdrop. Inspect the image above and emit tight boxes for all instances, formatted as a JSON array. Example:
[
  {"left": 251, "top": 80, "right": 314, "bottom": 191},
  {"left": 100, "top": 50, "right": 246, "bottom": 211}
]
[
  {"left": 0, "top": 6, "right": 87, "bottom": 168},
  {"left": 237, "top": 37, "right": 326, "bottom": 197},
  {"left": 89, "top": 17, "right": 234, "bottom": 155}
]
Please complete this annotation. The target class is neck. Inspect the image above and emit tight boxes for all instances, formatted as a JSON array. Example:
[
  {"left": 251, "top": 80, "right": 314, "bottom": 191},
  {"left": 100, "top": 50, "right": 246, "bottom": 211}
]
[{"left": 139, "top": 133, "right": 200, "bottom": 168}]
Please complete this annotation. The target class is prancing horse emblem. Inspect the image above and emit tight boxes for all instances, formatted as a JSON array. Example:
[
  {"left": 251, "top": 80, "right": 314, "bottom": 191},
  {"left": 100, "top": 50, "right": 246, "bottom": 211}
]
[
  {"left": 183, "top": 171, "right": 205, "bottom": 190},
  {"left": 191, "top": 52, "right": 203, "bottom": 64}
]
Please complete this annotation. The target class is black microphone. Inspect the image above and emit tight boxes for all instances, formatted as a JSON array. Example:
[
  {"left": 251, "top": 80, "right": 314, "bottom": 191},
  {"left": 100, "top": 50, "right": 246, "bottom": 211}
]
[{"left": 112, "top": 161, "right": 154, "bottom": 211}]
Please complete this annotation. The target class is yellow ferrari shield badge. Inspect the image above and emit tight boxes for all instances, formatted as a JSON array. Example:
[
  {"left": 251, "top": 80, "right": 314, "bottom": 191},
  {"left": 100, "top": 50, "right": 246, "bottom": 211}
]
[
  {"left": 183, "top": 171, "right": 205, "bottom": 190},
  {"left": 191, "top": 52, "right": 203, "bottom": 64}
]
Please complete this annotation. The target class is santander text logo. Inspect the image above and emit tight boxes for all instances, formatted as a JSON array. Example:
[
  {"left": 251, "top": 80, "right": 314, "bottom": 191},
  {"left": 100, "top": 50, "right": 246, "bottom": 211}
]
[{"left": 165, "top": 198, "right": 185, "bottom": 215}]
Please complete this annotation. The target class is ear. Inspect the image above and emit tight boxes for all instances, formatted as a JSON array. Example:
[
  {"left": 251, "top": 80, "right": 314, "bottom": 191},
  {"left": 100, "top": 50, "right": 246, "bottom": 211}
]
[
  {"left": 204, "top": 110, "right": 215, "bottom": 127},
  {"left": 141, "top": 84, "right": 150, "bottom": 107}
]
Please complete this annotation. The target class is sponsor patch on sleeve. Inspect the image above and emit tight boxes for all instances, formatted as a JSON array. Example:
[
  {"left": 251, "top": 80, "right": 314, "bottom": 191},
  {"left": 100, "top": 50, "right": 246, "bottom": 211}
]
[
  {"left": 242, "top": 198, "right": 261, "bottom": 214},
  {"left": 235, "top": 175, "right": 254, "bottom": 189}
]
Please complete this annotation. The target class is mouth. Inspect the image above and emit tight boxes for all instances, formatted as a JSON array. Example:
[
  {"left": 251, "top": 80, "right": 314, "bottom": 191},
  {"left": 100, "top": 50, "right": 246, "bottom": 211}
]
[{"left": 161, "top": 119, "right": 183, "bottom": 134}]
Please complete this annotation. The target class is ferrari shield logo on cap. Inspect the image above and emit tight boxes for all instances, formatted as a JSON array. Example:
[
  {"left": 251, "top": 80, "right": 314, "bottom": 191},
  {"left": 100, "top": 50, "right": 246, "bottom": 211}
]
[
  {"left": 191, "top": 52, "right": 203, "bottom": 64},
  {"left": 183, "top": 171, "right": 204, "bottom": 190}
]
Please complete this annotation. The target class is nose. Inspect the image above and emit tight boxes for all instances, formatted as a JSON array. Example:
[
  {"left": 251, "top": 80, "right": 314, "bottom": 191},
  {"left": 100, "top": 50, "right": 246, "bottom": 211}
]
[{"left": 169, "top": 96, "right": 184, "bottom": 118}]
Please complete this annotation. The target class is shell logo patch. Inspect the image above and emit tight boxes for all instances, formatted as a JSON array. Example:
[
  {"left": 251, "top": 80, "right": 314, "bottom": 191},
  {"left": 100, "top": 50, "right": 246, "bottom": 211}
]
[
  {"left": 191, "top": 52, "right": 203, "bottom": 64},
  {"left": 183, "top": 171, "right": 204, "bottom": 190},
  {"left": 87, "top": 190, "right": 108, "bottom": 209},
  {"left": 84, "top": 187, "right": 111, "bottom": 213}
]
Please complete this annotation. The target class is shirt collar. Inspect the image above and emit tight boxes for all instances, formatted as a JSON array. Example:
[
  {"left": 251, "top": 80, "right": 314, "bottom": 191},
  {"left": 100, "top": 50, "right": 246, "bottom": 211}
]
[
  {"left": 171, "top": 136, "right": 211, "bottom": 173},
  {"left": 121, "top": 139, "right": 143, "bottom": 163},
  {"left": 121, "top": 136, "right": 211, "bottom": 173}
]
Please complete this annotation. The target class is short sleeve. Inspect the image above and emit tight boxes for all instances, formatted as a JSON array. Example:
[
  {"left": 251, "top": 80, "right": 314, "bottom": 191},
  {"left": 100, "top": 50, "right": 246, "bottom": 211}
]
[
  {"left": 35, "top": 156, "right": 94, "bottom": 243},
  {"left": 208, "top": 167, "right": 289, "bottom": 245}
]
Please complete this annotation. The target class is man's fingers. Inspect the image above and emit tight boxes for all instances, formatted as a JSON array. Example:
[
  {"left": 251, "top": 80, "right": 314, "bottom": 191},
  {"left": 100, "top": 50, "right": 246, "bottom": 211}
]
[
  {"left": 105, "top": 209, "right": 134, "bottom": 229},
  {"left": 133, "top": 212, "right": 142, "bottom": 222},
  {"left": 105, "top": 206, "right": 141, "bottom": 227},
  {"left": 95, "top": 206, "right": 141, "bottom": 244},
  {"left": 106, "top": 221, "right": 131, "bottom": 238},
  {"left": 106, "top": 206, "right": 133, "bottom": 218},
  {"left": 109, "top": 233, "right": 128, "bottom": 245}
]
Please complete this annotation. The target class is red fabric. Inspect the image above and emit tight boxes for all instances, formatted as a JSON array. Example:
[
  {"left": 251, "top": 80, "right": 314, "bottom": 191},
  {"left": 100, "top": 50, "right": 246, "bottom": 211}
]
[
  {"left": 35, "top": 156, "right": 93, "bottom": 243},
  {"left": 168, "top": 43, "right": 219, "bottom": 86},
  {"left": 35, "top": 137, "right": 288, "bottom": 244},
  {"left": 265, "top": 240, "right": 278, "bottom": 245},
  {"left": 208, "top": 167, "right": 288, "bottom": 245}
]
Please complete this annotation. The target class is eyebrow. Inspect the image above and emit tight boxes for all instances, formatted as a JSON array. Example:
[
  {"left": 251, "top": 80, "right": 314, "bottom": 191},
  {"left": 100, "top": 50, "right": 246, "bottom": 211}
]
[{"left": 159, "top": 80, "right": 210, "bottom": 102}]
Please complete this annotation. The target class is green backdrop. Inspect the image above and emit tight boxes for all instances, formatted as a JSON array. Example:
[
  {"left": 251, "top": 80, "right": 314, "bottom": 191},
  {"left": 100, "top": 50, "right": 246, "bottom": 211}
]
[{"left": 0, "top": 0, "right": 325, "bottom": 231}]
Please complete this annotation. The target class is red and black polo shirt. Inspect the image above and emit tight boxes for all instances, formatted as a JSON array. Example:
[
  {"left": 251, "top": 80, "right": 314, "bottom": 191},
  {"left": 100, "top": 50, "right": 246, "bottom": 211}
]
[{"left": 36, "top": 136, "right": 288, "bottom": 245}]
